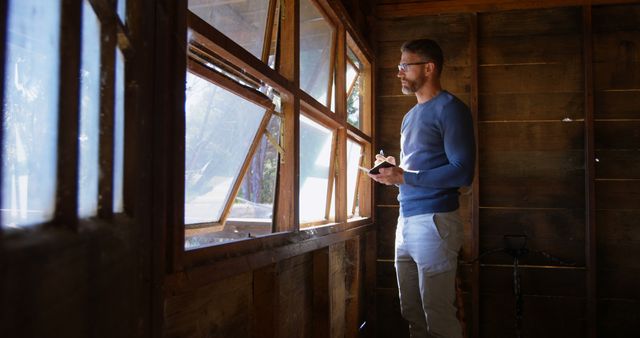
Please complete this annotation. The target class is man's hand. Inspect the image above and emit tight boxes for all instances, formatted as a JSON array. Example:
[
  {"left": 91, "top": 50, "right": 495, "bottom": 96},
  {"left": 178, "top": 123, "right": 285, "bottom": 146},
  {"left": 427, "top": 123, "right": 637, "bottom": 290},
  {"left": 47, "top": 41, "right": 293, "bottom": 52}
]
[{"left": 369, "top": 155, "right": 403, "bottom": 185}]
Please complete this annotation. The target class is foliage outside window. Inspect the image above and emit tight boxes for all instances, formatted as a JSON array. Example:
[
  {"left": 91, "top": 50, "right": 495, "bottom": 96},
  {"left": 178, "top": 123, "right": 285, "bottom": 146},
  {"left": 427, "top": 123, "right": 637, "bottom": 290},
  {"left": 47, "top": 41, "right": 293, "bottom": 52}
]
[{"left": 346, "top": 48, "right": 363, "bottom": 129}]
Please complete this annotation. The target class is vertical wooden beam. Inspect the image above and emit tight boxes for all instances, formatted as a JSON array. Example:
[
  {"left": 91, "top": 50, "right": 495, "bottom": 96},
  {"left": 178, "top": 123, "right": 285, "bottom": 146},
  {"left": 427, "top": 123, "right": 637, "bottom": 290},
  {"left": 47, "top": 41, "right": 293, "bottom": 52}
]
[
  {"left": 55, "top": 0, "right": 83, "bottom": 229},
  {"left": 313, "top": 248, "right": 330, "bottom": 338},
  {"left": 275, "top": 0, "right": 299, "bottom": 232},
  {"left": 334, "top": 24, "right": 348, "bottom": 226},
  {"left": 582, "top": 5, "right": 597, "bottom": 338},
  {"left": 364, "top": 230, "right": 376, "bottom": 336},
  {"left": 345, "top": 237, "right": 361, "bottom": 338},
  {"left": 98, "top": 0, "right": 117, "bottom": 219},
  {"left": 469, "top": 12, "right": 481, "bottom": 338},
  {"left": 330, "top": 242, "right": 346, "bottom": 338},
  {"left": 252, "top": 264, "right": 277, "bottom": 338}
]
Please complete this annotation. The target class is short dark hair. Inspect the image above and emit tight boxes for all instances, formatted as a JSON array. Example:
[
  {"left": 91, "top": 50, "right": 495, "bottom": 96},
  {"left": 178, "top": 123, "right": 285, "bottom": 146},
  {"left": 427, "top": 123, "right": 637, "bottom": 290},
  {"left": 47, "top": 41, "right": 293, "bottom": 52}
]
[{"left": 400, "top": 39, "right": 444, "bottom": 75}]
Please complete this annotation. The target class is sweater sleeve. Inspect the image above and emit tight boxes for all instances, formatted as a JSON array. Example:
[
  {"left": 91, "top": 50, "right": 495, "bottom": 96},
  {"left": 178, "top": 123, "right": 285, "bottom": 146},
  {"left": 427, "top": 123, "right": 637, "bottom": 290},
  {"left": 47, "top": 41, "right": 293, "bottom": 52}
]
[{"left": 403, "top": 104, "right": 476, "bottom": 188}]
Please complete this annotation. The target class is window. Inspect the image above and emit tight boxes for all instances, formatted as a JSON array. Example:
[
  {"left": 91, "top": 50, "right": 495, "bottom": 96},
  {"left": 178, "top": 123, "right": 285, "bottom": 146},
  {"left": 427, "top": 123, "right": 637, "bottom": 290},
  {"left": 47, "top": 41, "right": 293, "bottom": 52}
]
[
  {"left": 1, "top": 0, "right": 132, "bottom": 229},
  {"left": 299, "top": 0, "right": 336, "bottom": 107},
  {"left": 299, "top": 114, "right": 334, "bottom": 225},
  {"left": 1, "top": 0, "right": 61, "bottom": 228},
  {"left": 347, "top": 48, "right": 362, "bottom": 128},
  {"left": 182, "top": 0, "right": 373, "bottom": 253}
]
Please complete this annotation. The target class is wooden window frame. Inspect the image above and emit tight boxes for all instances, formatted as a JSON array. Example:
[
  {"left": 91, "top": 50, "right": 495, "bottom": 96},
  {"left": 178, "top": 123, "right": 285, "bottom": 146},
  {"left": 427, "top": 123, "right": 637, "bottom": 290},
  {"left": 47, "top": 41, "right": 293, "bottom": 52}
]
[{"left": 176, "top": 0, "right": 376, "bottom": 270}]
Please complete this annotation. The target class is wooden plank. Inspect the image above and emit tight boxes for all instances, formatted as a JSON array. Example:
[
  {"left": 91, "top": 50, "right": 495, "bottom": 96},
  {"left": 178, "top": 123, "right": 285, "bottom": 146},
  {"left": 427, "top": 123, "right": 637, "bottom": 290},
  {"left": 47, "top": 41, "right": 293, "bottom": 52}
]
[
  {"left": 595, "top": 180, "right": 640, "bottom": 209},
  {"left": 344, "top": 238, "right": 361, "bottom": 338},
  {"left": 277, "top": 253, "right": 314, "bottom": 338},
  {"left": 375, "top": 288, "right": 409, "bottom": 338},
  {"left": 479, "top": 122, "right": 585, "bottom": 151},
  {"left": 479, "top": 63, "right": 583, "bottom": 94},
  {"left": 364, "top": 231, "right": 377, "bottom": 336},
  {"left": 252, "top": 264, "right": 277, "bottom": 338},
  {"left": 592, "top": 3, "right": 640, "bottom": 32},
  {"left": 480, "top": 266, "right": 586, "bottom": 297},
  {"left": 164, "top": 272, "right": 253, "bottom": 338},
  {"left": 480, "top": 208, "right": 585, "bottom": 239},
  {"left": 376, "top": 260, "right": 397, "bottom": 289},
  {"left": 329, "top": 242, "right": 346, "bottom": 338},
  {"left": 480, "top": 294, "right": 585, "bottom": 338},
  {"left": 596, "top": 209, "right": 640, "bottom": 241},
  {"left": 594, "top": 90, "right": 640, "bottom": 119},
  {"left": 313, "top": 248, "right": 330, "bottom": 338},
  {"left": 593, "top": 61, "right": 640, "bottom": 90},
  {"left": 597, "top": 267, "right": 640, "bottom": 299},
  {"left": 480, "top": 235, "right": 585, "bottom": 265},
  {"left": 378, "top": 38, "right": 471, "bottom": 69},
  {"left": 480, "top": 34, "right": 582, "bottom": 65},
  {"left": 597, "top": 299, "right": 640, "bottom": 337},
  {"left": 375, "top": 206, "right": 398, "bottom": 260},
  {"left": 480, "top": 150, "right": 585, "bottom": 179},
  {"left": 595, "top": 150, "right": 640, "bottom": 179},
  {"left": 593, "top": 31, "right": 640, "bottom": 63},
  {"left": 375, "top": 184, "right": 400, "bottom": 207},
  {"left": 374, "top": 13, "right": 470, "bottom": 42},
  {"left": 56, "top": 0, "right": 83, "bottom": 228},
  {"left": 594, "top": 121, "right": 640, "bottom": 149},
  {"left": 480, "top": 177, "right": 585, "bottom": 208},
  {"left": 479, "top": 7, "right": 582, "bottom": 37},
  {"left": 375, "top": 0, "right": 640, "bottom": 18},
  {"left": 480, "top": 92, "right": 585, "bottom": 121},
  {"left": 597, "top": 240, "right": 640, "bottom": 269}
]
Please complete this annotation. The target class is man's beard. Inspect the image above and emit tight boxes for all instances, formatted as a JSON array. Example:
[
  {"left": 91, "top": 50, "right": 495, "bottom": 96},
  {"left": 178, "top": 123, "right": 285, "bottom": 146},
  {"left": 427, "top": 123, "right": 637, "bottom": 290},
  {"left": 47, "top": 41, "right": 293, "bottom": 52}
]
[{"left": 401, "top": 77, "right": 424, "bottom": 95}]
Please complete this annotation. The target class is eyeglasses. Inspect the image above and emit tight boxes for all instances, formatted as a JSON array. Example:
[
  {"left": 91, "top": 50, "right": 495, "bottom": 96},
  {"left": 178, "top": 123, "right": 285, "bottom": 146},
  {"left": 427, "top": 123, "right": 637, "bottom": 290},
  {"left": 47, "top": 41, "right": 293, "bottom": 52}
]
[{"left": 397, "top": 61, "right": 432, "bottom": 72}]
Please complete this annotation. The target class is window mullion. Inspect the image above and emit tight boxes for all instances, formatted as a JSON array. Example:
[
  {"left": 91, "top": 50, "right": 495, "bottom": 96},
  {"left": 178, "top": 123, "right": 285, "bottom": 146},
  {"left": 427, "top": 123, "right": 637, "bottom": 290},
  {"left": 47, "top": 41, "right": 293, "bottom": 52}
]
[
  {"left": 98, "top": 4, "right": 117, "bottom": 219},
  {"left": 55, "top": 0, "right": 83, "bottom": 228},
  {"left": 218, "top": 109, "right": 274, "bottom": 225},
  {"left": 324, "top": 131, "right": 337, "bottom": 221},
  {"left": 261, "top": 0, "right": 278, "bottom": 63}
]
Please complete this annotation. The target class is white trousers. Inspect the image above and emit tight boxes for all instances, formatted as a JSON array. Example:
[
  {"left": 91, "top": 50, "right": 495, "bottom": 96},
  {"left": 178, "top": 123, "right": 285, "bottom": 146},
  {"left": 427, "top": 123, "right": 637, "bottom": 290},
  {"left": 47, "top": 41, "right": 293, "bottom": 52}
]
[{"left": 395, "top": 211, "right": 463, "bottom": 338}]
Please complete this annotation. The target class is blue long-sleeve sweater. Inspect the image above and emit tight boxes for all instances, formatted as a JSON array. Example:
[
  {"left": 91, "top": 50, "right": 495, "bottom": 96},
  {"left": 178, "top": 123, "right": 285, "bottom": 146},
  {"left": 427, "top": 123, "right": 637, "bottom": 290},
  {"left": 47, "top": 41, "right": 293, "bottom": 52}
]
[{"left": 399, "top": 90, "right": 476, "bottom": 217}]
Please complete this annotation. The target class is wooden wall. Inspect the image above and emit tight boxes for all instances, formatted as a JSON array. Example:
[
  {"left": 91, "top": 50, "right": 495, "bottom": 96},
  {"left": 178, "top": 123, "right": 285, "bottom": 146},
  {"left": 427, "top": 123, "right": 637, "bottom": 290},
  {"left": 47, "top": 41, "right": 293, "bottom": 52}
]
[
  {"left": 163, "top": 232, "right": 375, "bottom": 338},
  {"left": 373, "top": 2, "right": 640, "bottom": 337}
]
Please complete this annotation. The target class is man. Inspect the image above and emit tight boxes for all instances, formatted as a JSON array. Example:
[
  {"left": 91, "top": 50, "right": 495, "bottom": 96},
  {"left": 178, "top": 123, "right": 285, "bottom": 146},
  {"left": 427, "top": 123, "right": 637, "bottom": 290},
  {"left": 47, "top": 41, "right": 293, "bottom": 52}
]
[{"left": 369, "top": 39, "right": 475, "bottom": 338}]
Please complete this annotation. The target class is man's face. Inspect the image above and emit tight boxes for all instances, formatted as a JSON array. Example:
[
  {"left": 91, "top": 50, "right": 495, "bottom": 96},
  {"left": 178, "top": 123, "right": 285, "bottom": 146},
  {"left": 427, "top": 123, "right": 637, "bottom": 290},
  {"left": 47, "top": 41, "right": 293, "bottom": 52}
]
[{"left": 397, "top": 51, "right": 429, "bottom": 95}]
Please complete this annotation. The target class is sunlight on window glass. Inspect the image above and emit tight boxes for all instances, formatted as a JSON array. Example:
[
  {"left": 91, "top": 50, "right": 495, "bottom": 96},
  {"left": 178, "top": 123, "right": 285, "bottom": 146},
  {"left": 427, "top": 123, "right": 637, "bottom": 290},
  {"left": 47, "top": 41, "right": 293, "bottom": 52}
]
[
  {"left": 299, "top": 0, "right": 334, "bottom": 106},
  {"left": 184, "top": 72, "right": 267, "bottom": 225},
  {"left": 347, "top": 49, "right": 362, "bottom": 129},
  {"left": 189, "top": 0, "right": 270, "bottom": 60},
  {"left": 113, "top": 48, "right": 125, "bottom": 213},
  {"left": 299, "top": 115, "right": 333, "bottom": 224},
  {"left": 78, "top": 0, "right": 101, "bottom": 218},
  {"left": 346, "top": 139, "right": 362, "bottom": 217},
  {"left": 117, "top": 0, "right": 126, "bottom": 23},
  {"left": 1, "top": 0, "right": 60, "bottom": 228},
  {"left": 228, "top": 115, "right": 280, "bottom": 223}
]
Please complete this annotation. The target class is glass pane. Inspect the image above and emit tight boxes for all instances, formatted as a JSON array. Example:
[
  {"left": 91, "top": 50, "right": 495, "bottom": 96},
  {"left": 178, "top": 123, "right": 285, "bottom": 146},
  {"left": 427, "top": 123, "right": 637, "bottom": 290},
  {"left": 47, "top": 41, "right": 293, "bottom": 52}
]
[
  {"left": 299, "top": 115, "right": 333, "bottom": 223},
  {"left": 113, "top": 48, "right": 125, "bottom": 213},
  {"left": 347, "top": 49, "right": 362, "bottom": 129},
  {"left": 78, "top": 0, "right": 101, "bottom": 218},
  {"left": 189, "top": 0, "right": 271, "bottom": 60},
  {"left": 346, "top": 139, "right": 362, "bottom": 217},
  {"left": 117, "top": 0, "right": 126, "bottom": 23},
  {"left": 299, "top": 0, "right": 334, "bottom": 106},
  {"left": 184, "top": 72, "right": 267, "bottom": 225},
  {"left": 228, "top": 115, "right": 280, "bottom": 222},
  {"left": 2, "top": 0, "right": 60, "bottom": 228},
  {"left": 267, "top": 0, "right": 280, "bottom": 69}
]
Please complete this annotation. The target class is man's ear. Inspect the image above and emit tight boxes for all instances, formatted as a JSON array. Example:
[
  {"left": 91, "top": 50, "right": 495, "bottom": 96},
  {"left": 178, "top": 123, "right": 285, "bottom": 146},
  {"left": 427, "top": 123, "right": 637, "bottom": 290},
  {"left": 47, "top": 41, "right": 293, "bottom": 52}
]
[{"left": 425, "top": 62, "right": 436, "bottom": 75}]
